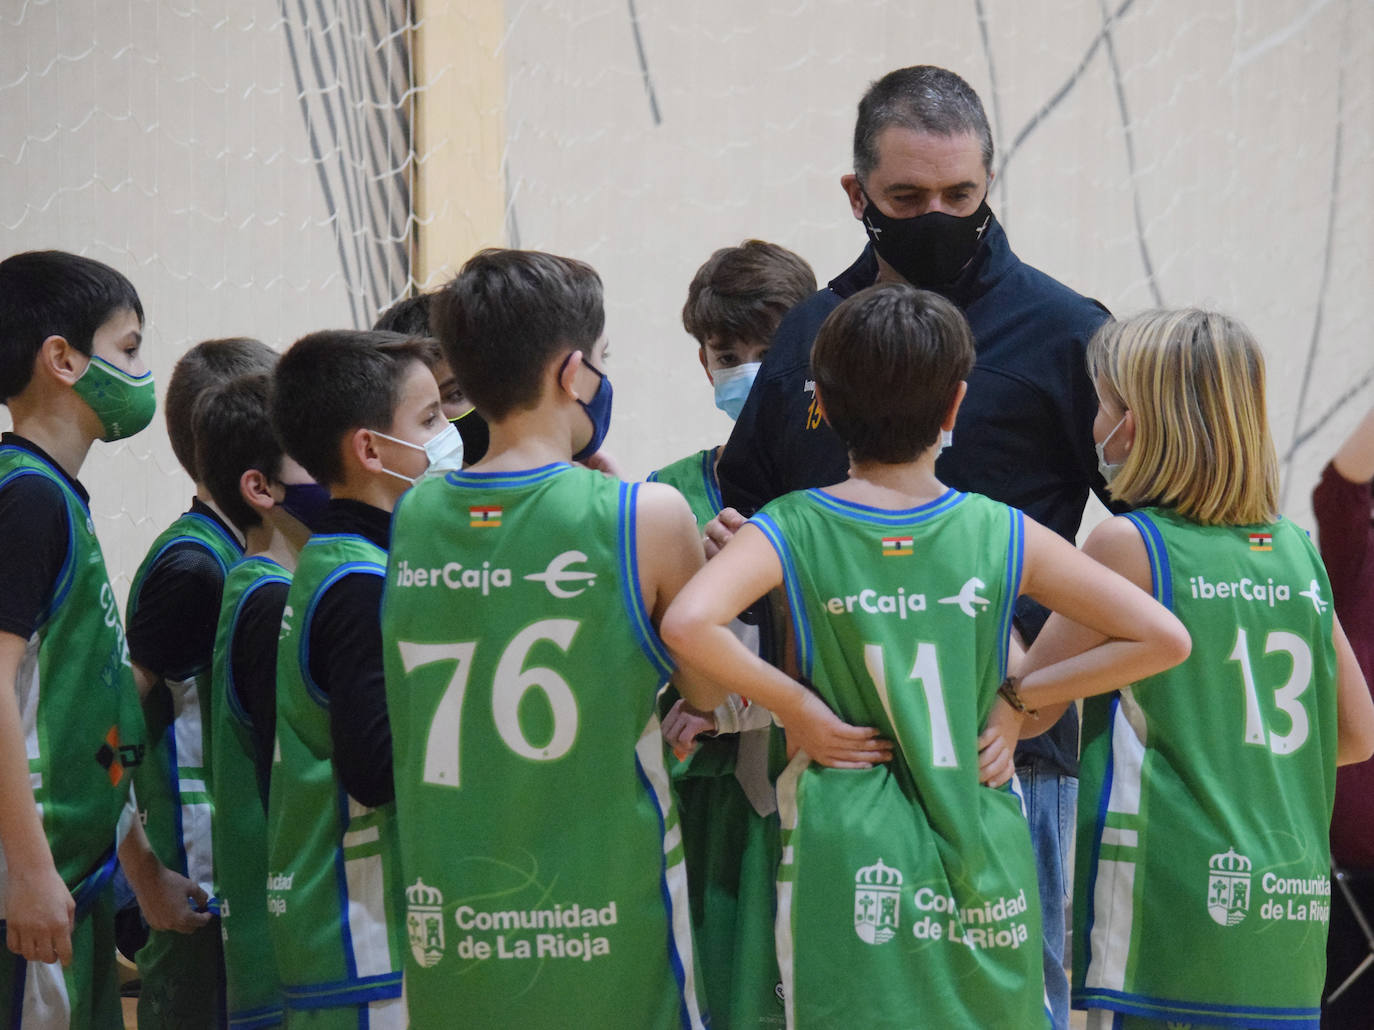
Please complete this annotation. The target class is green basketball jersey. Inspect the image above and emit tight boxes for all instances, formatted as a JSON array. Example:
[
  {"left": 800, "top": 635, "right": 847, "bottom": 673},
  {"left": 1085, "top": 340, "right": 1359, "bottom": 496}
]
[
  {"left": 754, "top": 487, "right": 1048, "bottom": 1029},
  {"left": 652, "top": 446, "right": 785, "bottom": 1027},
  {"left": 1073, "top": 509, "right": 1339, "bottom": 1027},
  {"left": 648, "top": 448, "right": 721, "bottom": 529},
  {"left": 128, "top": 508, "right": 241, "bottom": 891},
  {"left": 212, "top": 556, "right": 290, "bottom": 1030},
  {"left": 0, "top": 445, "right": 145, "bottom": 894},
  {"left": 382, "top": 464, "right": 705, "bottom": 1029},
  {"left": 266, "top": 533, "right": 404, "bottom": 1016}
]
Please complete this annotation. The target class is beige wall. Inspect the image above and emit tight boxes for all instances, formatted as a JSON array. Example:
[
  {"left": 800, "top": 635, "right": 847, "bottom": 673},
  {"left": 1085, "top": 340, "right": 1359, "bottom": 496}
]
[
  {"left": 499, "top": 0, "right": 1373, "bottom": 534},
  {"left": 2, "top": 1, "right": 1370, "bottom": 598}
]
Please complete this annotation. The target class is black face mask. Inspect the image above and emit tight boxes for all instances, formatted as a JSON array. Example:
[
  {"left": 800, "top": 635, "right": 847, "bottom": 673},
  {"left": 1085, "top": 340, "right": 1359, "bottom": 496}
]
[
  {"left": 452, "top": 408, "right": 490, "bottom": 465},
  {"left": 860, "top": 193, "right": 993, "bottom": 288}
]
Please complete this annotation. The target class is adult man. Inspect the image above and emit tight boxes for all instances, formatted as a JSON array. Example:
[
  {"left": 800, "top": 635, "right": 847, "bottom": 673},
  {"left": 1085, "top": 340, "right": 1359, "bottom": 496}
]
[{"left": 715, "top": 65, "right": 1111, "bottom": 1029}]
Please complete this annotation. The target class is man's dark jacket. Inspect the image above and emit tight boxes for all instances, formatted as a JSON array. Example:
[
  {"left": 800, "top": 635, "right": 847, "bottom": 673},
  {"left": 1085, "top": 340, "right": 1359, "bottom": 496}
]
[{"left": 717, "top": 216, "right": 1112, "bottom": 776}]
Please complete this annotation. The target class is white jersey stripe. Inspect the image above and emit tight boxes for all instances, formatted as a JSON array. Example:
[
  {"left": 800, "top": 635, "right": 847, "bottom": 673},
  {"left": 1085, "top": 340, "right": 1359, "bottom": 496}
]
[
  {"left": 1085, "top": 858, "right": 1137, "bottom": 992},
  {"left": 634, "top": 714, "right": 707, "bottom": 1030}
]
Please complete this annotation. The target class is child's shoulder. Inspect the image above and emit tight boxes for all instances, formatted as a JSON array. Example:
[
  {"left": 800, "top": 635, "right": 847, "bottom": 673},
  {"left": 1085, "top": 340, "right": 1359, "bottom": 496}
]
[{"left": 647, "top": 448, "right": 715, "bottom": 485}]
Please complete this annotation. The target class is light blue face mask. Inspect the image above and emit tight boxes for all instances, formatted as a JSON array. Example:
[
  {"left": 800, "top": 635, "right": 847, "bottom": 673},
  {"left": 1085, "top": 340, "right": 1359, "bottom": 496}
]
[
  {"left": 712, "top": 362, "right": 762, "bottom": 422},
  {"left": 1095, "top": 414, "right": 1128, "bottom": 485}
]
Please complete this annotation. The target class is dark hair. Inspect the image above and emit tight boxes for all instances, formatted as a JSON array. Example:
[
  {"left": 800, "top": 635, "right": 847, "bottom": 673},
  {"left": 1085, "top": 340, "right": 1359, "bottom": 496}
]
[
  {"left": 682, "top": 240, "right": 816, "bottom": 347},
  {"left": 429, "top": 249, "right": 604, "bottom": 422},
  {"left": 853, "top": 66, "right": 993, "bottom": 182},
  {"left": 372, "top": 293, "right": 433, "bottom": 336},
  {"left": 194, "top": 373, "right": 283, "bottom": 533},
  {"left": 811, "top": 283, "right": 974, "bottom": 464},
  {"left": 271, "top": 330, "right": 430, "bottom": 487},
  {"left": 166, "top": 337, "right": 278, "bottom": 481},
  {"left": 0, "top": 250, "right": 144, "bottom": 401}
]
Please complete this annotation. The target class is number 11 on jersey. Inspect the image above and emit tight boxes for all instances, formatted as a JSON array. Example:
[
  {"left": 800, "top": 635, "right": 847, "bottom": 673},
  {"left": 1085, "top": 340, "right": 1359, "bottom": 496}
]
[{"left": 863, "top": 641, "right": 958, "bottom": 768}]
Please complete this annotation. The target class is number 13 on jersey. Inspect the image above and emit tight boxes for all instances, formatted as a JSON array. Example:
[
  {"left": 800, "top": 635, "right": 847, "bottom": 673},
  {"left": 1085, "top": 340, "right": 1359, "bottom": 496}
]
[{"left": 398, "top": 618, "right": 583, "bottom": 788}]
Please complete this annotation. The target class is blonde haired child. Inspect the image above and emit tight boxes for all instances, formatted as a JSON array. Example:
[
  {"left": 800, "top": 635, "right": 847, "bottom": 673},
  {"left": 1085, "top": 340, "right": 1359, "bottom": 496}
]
[{"left": 1014, "top": 308, "right": 1374, "bottom": 1029}]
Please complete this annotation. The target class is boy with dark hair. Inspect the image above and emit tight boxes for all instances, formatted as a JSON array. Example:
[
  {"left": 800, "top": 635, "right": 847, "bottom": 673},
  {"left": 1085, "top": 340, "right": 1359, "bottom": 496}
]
[
  {"left": 198, "top": 372, "right": 318, "bottom": 1030},
  {"left": 664, "top": 282, "right": 1187, "bottom": 1027},
  {"left": 374, "top": 292, "right": 491, "bottom": 462},
  {"left": 0, "top": 250, "right": 208, "bottom": 1027},
  {"left": 126, "top": 334, "right": 278, "bottom": 1029},
  {"left": 651, "top": 239, "right": 814, "bottom": 1028},
  {"left": 383, "top": 248, "right": 727, "bottom": 1028},
  {"left": 266, "top": 330, "right": 451, "bottom": 1029}
]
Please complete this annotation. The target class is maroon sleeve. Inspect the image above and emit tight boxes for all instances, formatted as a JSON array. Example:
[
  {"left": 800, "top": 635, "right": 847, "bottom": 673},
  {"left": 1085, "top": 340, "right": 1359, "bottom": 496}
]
[
  {"left": 1314, "top": 461, "right": 1374, "bottom": 868},
  {"left": 1312, "top": 461, "right": 1373, "bottom": 615}
]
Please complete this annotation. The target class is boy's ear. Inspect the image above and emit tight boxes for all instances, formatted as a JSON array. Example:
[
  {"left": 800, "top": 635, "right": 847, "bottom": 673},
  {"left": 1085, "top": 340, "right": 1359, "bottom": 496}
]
[
  {"left": 347, "top": 427, "right": 387, "bottom": 475},
  {"left": 941, "top": 381, "right": 969, "bottom": 431},
  {"left": 239, "top": 468, "right": 276, "bottom": 514},
  {"left": 697, "top": 347, "right": 712, "bottom": 384},
  {"left": 38, "top": 335, "right": 86, "bottom": 387},
  {"left": 557, "top": 350, "right": 584, "bottom": 400}
]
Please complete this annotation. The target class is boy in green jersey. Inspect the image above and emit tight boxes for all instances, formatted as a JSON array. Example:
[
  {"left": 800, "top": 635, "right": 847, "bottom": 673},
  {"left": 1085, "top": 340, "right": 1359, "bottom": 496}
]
[
  {"left": 1006, "top": 309, "right": 1374, "bottom": 1029},
  {"left": 198, "top": 372, "right": 319, "bottom": 1030},
  {"left": 662, "top": 283, "right": 1190, "bottom": 1028},
  {"left": 126, "top": 335, "right": 278, "bottom": 1029},
  {"left": 266, "top": 330, "right": 453, "bottom": 1029},
  {"left": 649, "top": 240, "right": 814, "bottom": 1028},
  {"left": 382, "top": 248, "right": 762, "bottom": 1029},
  {"left": 0, "top": 251, "right": 213, "bottom": 1027},
  {"left": 372, "top": 292, "right": 490, "bottom": 462}
]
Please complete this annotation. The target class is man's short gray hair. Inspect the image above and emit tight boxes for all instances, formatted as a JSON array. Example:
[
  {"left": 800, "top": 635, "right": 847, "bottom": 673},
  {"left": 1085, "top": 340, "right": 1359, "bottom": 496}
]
[{"left": 853, "top": 66, "right": 993, "bottom": 182}]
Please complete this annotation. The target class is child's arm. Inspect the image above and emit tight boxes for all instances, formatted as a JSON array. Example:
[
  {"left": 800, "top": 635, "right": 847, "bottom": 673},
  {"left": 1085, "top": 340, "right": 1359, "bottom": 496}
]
[
  {"left": 981, "top": 517, "right": 1191, "bottom": 758},
  {"left": 0, "top": 631, "right": 75, "bottom": 966},
  {"left": 636, "top": 483, "right": 728, "bottom": 714},
  {"left": 1333, "top": 613, "right": 1374, "bottom": 766},
  {"left": 660, "top": 522, "right": 893, "bottom": 769},
  {"left": 117, "top": 816, "right": 212, "bottom": 933}
]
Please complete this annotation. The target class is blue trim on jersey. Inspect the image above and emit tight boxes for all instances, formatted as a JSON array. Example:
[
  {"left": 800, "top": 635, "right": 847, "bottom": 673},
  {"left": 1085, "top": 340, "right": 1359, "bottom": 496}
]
[
  {"left": 0, "top": 465, "right": 80, "bottom": 627},
  {"left": 227, "top": 1001, "right": 285, "bottom": 1030},
  {"left": 750, "top": 512, "right": 813, "bottom": 681},
  {"left": 70, "top": 847, "right": 119, "bottom": 920},
  {"left": 444, "top": 462, "right": 572, "bottom": 488},
  {"left": 280, "top": 970, "right": 402, "bottom": 1010},
  {"left": 617, "top": 481, "right": 675, "bottom": 680},
  {"left": 298, "top": 556, "right": 385, "bottom": 709},
  {"left": 141, "top": 512, "right": 239, "bottom": 578},
  {"left": 804, "top": 486, "right": 964, "bottom": 525},
  {"left": 224, "top": 563, "right": 291, "bottom": 729},
  {"left": 997, "top": 509, "right": 1025, "bottom": 681},
  {"left": 1123, "top": 512, "right": 1172, "bottom": 610},
  {"left": 129, "top": 512, "right": 241, "bottom": 677},
  {"left": 1075, "top": 986, "right": 1319, "bottom": 1029},
  {"left": 1078, "top": 693, "right": 1120, "bottom": 999},
  {"left": 633, "top": 752, "right": 694, "bottom": 1030},
  {"left": 333, "top": 786, "right": 359, "bottom": 981},
  {"left": 700, "top": 448, "right": 723, "bottom": 514}
]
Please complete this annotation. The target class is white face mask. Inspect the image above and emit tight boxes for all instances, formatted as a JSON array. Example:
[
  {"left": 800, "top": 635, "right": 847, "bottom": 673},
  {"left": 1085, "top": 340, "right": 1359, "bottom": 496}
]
[
  {"left": 1095, "top": 414, "right": 1127, "bottom": 485},
  {"left": 371, "top": 422, "right": 464, "bottom": 484}
]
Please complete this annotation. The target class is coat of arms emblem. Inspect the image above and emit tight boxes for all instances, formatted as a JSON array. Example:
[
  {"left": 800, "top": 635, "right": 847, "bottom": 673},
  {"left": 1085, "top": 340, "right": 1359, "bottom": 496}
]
[
  {"left": 406, "top": 878, "right": 446, "bottom": 967},
  {"left": 854, "top": 858, "right": 903, "bottom": 945},
  {"left": 1206, "top": 848, "right": 1252, "bottom": 927}
]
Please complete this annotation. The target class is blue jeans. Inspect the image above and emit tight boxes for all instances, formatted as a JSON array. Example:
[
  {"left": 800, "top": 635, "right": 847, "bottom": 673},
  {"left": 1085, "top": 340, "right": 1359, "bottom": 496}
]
[{"left": 1018, "top": 758, "right": 1078, "bottom": 1030}]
